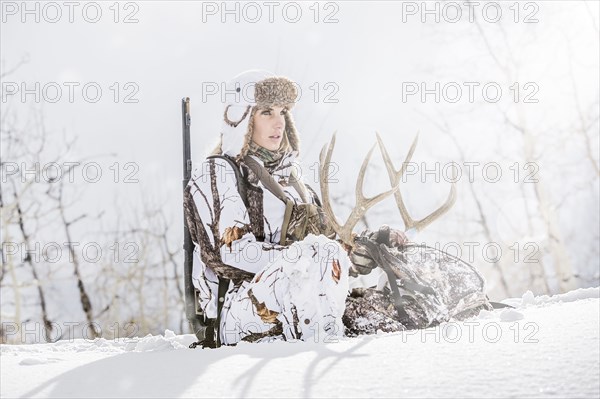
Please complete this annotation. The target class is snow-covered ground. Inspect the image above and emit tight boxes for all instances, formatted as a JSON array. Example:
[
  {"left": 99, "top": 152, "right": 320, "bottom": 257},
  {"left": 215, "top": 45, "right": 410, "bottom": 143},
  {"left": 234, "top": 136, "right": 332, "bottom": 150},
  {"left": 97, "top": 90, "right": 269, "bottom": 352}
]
[{"left": 1, "top": 288, "right": 599, "bottom": 398}]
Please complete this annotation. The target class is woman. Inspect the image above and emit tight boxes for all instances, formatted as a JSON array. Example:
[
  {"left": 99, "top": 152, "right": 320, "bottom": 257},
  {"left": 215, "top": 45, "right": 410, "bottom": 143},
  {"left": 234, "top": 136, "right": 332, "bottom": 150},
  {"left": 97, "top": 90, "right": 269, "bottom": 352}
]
[{"left": 184, "top": 70, "right": 408, "bottom": 346}]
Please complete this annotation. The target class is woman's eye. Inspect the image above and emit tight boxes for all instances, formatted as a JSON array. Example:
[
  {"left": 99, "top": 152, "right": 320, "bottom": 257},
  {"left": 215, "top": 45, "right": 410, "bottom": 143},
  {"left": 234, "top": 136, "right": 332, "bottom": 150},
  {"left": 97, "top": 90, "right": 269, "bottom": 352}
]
[{"left": 261, "top": 110, "right": 271, "bottom": 115}]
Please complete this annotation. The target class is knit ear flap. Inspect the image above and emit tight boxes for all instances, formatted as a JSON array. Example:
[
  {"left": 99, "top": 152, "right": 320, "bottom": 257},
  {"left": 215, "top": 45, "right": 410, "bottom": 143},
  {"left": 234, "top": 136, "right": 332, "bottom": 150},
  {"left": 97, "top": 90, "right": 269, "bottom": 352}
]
[
  {"left": 235, "top": 107, "right": 257, "bottom": 162},
  {"left": 284, "top": 112, "right": 300, "bottom": 154}
]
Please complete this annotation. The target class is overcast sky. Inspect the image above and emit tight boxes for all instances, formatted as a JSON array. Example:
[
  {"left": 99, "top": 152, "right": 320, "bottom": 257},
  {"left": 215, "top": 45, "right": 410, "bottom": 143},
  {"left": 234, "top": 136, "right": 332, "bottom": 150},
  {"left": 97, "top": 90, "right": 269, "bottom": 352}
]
[{"left": 2, "top": 1, "right": 599, "bottom": 255}]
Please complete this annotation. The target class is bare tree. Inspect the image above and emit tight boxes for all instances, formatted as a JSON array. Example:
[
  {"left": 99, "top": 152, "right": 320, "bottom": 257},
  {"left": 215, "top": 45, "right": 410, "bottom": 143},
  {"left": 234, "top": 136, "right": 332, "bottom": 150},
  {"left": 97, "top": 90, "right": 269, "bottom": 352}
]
[
  {"left": 44, "top": 156, "right": 101, "bottom": 339},
  {"left": 1, "top": 83, "right": 186, "bottom": 342},
  {"left": 1, "top": 104, "right": 57, "bottom": 342}
]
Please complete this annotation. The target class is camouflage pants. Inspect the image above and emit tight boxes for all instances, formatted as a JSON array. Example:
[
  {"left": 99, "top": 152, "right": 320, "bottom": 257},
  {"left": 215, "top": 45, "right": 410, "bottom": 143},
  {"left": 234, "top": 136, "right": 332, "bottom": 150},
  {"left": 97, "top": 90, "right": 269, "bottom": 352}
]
[{"left": 219, "top": 235, "right": 351, "bottom": 345}]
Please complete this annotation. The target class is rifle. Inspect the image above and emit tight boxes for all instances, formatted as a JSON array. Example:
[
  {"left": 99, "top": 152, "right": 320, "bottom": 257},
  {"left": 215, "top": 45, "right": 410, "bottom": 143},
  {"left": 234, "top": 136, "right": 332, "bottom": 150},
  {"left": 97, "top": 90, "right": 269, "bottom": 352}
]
[{"left": 181, "top": 97, "right": 208, "bottom": 343}]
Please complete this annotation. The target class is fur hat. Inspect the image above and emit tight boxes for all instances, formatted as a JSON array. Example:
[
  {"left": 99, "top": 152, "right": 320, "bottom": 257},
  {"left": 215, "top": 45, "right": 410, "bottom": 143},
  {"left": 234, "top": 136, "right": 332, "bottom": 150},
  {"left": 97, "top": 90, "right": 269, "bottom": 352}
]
[{"left": 214, "top": 70, "right": 301, "bottom": 161}]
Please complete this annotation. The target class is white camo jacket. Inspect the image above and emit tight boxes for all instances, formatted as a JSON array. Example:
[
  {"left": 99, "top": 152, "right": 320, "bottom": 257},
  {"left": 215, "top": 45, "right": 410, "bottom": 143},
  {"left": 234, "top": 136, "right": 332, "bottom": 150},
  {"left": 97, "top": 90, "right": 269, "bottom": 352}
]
[{"left": 184, "top": 151, "right": 320, "bottom": 319}]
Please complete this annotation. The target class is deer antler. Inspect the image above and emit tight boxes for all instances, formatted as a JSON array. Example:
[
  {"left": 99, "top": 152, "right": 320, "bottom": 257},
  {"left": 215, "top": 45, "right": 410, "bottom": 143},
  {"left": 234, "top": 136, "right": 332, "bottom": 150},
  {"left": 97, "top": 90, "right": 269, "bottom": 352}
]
[
  {"left": 376, "top": 132, "right": 457, "bottom": 234},
  {"left": 319, "top": 132, "right": 402, "bottom": 248}
]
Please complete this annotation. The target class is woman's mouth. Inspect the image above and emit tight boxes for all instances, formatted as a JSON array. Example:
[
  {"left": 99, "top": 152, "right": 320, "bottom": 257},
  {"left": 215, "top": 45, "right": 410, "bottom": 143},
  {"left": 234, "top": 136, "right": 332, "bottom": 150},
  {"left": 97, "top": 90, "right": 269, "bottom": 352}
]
[{"left": 269, "top": 135, "right": 281, "bottom": 140}]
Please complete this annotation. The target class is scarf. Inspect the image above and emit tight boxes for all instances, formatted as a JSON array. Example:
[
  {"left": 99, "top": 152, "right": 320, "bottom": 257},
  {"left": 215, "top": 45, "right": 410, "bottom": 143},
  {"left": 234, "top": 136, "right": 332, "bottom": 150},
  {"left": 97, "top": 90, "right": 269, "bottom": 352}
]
[{"left": 248, "top": 140, "right": 286, "bottom": 172}]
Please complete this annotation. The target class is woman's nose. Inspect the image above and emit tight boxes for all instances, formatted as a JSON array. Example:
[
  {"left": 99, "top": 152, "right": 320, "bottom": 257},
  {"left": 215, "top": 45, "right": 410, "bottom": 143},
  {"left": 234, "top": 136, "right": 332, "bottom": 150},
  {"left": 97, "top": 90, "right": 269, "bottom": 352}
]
[{"left": 273, "top": 115, "right": 285, "bottom": 129}]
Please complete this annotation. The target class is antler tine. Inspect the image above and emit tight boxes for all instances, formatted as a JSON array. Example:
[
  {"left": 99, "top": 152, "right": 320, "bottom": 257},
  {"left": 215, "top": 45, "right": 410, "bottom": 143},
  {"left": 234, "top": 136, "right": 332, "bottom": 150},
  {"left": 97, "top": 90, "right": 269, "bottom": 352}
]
[
  {"left": 319, "top": 132, "right": 401, "bottom": 247},
  {"left": 354, "top": 142, "right": 401, "bottom": 218},
  {"left": 376, "top": 131, "right": 457, "bottom": 233},
  {"left": 376, "top": 131, "right": 418, "bottom": 230},
  {"left": 319, "top": 132, "right": 343, "bottom": 237}
]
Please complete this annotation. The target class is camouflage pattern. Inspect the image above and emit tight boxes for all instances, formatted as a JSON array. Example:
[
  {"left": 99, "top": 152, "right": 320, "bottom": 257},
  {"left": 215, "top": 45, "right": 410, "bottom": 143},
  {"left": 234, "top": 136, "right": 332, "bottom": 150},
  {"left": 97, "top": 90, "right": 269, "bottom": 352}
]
[
  {"left": 343, "top": 242, "right": 493, "bottom": 335},
  {"left": 219, "top": 235, "right": 351, "bottom": 345},
  {"left": 282, "top": 202, "right": 337, "bottom": 245}
]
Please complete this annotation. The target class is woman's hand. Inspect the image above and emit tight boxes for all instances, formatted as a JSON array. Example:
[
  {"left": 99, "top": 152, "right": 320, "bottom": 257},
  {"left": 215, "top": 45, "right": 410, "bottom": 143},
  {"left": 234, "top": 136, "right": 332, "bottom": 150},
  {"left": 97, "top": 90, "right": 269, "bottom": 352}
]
[{"left": 347, "top": 225, "right": 408, "bottom": 277}]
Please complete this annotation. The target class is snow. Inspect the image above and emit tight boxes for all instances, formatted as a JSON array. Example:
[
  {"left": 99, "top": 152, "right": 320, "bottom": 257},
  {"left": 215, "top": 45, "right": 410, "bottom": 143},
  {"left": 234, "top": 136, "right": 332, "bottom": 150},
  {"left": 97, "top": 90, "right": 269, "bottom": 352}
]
[
  {"left": 498, "top": 308, "right": 525, "bottom": 322},
  {"left": 1, "top": 288, "right": 599, "bottom": 398}
]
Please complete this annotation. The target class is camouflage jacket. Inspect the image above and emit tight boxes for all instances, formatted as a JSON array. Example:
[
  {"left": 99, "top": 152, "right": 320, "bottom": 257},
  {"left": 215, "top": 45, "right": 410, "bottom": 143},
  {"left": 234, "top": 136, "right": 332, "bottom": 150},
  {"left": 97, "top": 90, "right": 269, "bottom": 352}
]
[{"left": 184, "top": 151, "right": 335, "bottom": 319}]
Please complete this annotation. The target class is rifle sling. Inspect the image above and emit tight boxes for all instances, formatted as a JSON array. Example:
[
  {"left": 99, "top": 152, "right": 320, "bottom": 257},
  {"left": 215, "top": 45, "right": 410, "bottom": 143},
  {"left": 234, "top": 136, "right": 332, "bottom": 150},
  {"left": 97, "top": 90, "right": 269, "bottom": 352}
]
[{"left": 243, "top": 155, "right": 305, "bottom": 246}]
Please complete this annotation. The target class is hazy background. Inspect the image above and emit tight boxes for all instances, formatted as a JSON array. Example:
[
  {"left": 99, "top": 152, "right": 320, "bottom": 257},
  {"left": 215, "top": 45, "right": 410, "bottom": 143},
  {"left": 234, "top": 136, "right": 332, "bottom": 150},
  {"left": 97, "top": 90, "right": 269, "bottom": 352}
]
[{"left": 2, "top": 1, "right": 599, "bottom": 341}]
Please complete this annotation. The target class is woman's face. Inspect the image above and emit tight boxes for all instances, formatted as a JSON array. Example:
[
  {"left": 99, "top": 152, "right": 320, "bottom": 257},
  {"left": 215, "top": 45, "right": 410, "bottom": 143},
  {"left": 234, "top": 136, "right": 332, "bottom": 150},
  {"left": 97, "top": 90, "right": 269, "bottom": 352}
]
[{"left": 251, "top": 105, "right": 287, "bottom": 151}]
